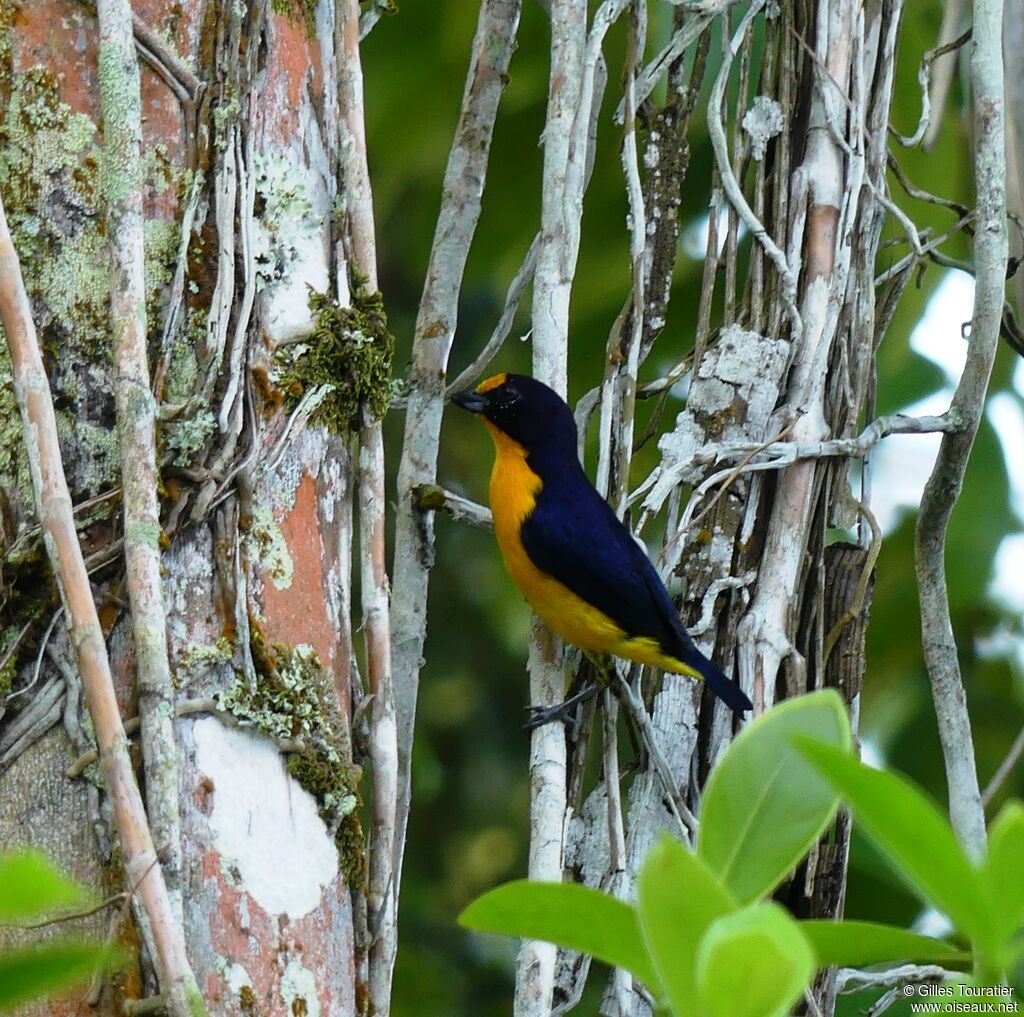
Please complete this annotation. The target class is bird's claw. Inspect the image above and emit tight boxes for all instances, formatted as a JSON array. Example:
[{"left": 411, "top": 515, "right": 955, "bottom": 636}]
[{"left": 522, "top": 682, "right": 599, "bottom": 735}]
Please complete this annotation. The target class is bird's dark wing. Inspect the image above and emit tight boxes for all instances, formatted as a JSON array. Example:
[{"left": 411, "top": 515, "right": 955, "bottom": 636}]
[
  {"left": 520, "top": 480, "right": 687, "bottom": 653},
  {"left": 520, "top": 471, "right": 753, "bottom": 714}
]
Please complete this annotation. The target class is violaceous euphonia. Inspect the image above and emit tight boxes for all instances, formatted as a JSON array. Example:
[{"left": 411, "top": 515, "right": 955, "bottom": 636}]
[{"left": 452, "top": 372, "right": 753, "bottom": 715}]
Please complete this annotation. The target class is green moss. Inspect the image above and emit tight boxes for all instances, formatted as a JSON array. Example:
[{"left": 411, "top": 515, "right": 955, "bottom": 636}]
[
  {"left": 165, "top": 319, "right": 202, "bottom": 405},
  {"left": 0, "top": 56, "right": 182, "bottom": 512},
  {"left": 274, "top": 282, "right": 395, "bottom": 433},
  {"left": 216, "top": 635, "right": 365, "bottom": 886},
  {"left": 270, "top": 0, "right": 318, "bottom": 35},
  {"left": 0, "top": 68, "right": 108, "bottom": 354}
]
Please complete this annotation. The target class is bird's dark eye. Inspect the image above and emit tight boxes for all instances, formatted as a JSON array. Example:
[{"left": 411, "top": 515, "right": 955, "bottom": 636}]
[{"left": 501, "top": 385, "right": 520, "bottom": 406}]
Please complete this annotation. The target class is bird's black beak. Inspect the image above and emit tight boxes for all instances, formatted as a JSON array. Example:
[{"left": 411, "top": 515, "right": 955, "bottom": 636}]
[{"left": 451, "top": 388, "right": 489, "bottom": 413}]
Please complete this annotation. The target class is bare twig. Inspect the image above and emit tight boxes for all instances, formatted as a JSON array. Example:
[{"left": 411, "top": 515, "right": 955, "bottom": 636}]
[
  {"left": 0, "top": 191, "right": 206, "bottom": 1017},
  {"left": 981, "top": 723, "right": 1024, "bottom": 807},
  {"left": 613, "top": 669, "right": 697, "bottom": 837},
  {"left": 835, "top": 964, "right": 958, "bottom": 993},
  {"left": 412, "top": 485, "right": 493, "bottom": 529},
  {"left": 65, "top": 697, "right": 307, "bottom": 779},
  {"left": 97, "top": 0, "right": 185, "bottom": 938},
  {"left": 914, "top": 0, "right": 1007, "bottom": 861},
  {"left": 707, "top": 0, "right": 801, "bottom": 337},
  {"left": 444, "top": 232, "right": 539, "bottom": 396},
  {"left": 890, "top": 25, "right": 971, "bottom": 148},
  {"left": 922, "top": 0, "right": 968, "bottom": 150}
]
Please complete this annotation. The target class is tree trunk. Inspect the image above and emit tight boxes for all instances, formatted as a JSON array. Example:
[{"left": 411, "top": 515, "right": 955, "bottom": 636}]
[{"left": 1, "top": 2, "right": 368, "bottom": 1012}]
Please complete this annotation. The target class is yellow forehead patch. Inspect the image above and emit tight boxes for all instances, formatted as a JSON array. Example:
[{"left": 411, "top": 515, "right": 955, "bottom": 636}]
[{"left": 476, "top": 373, "right": 507, "bottom": 394}]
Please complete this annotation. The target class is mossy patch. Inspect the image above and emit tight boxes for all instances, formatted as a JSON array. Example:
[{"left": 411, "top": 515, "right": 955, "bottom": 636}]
[
  {"left": 273, "top": 283, "right": 395, "bottom": 433},
  {"left": 216, "top": 634, "right": 365, "bottom": 887},
  {"left": 0, "top": 61, "right": 180, "bottom": 508},
  {"left": 270, "top": 0, "right": 318, "bottom": 36}
]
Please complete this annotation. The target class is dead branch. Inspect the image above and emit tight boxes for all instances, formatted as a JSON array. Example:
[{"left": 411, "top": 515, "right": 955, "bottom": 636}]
[
  {"left": 0, "top": 190, "right": 206, "bottom": 1017},
  {"left": 914, "top": 0, "right": 1007, "bottom": 861}
]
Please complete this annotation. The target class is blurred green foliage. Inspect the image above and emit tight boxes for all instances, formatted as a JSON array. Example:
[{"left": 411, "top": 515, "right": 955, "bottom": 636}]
[
  {"left": 361, "top": 3, "right": 1024, "bottom": 1014},
  {"left": 462, "top": 695, "right": 1024, "bottom": 1014},
  {"left": 0, "top": 850, "right": 117, "bottom": 1013}
]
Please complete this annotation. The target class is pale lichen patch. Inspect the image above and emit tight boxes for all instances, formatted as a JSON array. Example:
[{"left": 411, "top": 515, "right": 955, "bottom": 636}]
[
  {"left": 280, "top": 959, "right": 320, "bottom": 1017},
  {"left": 245, "top": 503, "right": 295, "bottom": 590}
]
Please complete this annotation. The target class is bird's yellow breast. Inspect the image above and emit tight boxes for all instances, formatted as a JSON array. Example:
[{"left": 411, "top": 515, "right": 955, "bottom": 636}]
[
  {"left": 484, "top": 422, "right": 703, "bottom": 680},
  {"left": 485, "top": 423, "right": 631, "bottom": 655}
]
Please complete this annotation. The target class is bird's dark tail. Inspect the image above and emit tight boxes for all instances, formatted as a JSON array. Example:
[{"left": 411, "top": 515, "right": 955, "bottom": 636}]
[{"left": 693, "top": 652, "right": 753, "bottom": 715}]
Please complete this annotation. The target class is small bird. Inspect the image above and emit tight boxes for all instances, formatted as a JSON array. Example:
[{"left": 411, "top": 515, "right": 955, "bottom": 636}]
[{"left": 452, "top": 372, "right": 752, "bottom": 715}]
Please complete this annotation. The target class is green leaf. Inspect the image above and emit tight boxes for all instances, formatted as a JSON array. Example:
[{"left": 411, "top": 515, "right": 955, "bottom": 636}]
[
  {"left": 695, "top": 902, "right": 815, "bottom": 1017},
  {"left": 801, "top": 919, "right": 967, "bottom": 967},
  {"left": 984, "top": 801, "right": 1024, "bottom": 948},
  {"left": 697, "top": 690, "right": 852, "bottom": 903},
  {"left": 458, "top": 880, "right": 661, "bottom": 991},
  {"left": 637, "top": 837, "right": 737, "bottom": 1014},
  {"left": 0, "top": 941, "right": 109, "bottom": 1012},
  {"left": 0, "top": 852, "right": 87, "bottom": 923},
  {"left": 798, "top": 741, "right": 993, "bottom": 950}
]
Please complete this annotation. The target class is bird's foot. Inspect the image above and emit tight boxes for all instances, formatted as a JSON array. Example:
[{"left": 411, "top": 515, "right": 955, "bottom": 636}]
[{"left": 523, "top": 682, "right": 599, "bottom": 735}]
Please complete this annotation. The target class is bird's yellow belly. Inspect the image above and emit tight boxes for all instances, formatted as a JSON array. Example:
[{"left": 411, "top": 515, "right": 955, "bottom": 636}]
[{"left": 486, "top": 431, "right": 694, "bottom": 675}]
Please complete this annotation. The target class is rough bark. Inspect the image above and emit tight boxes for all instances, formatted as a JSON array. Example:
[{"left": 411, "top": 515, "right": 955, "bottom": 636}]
[{"left": 0, "top": 2, "right": 364, "bottom": 1013}]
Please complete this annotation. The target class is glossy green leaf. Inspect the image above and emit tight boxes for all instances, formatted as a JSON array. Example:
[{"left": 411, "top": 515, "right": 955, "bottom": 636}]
[
  {"left": 984, "top": 801, "right": 1024, "bottom": 948},
  {"left": 697, "top": 690, "right": 852, "bottom": 903},
  {"left": 458, "top": 880, "right": 661, "bottom": 991},
  {"left": 0, "top": 852, "right": 87, "bottom": 923},
  {"left": 801, "top": 919, "right": 967, "bottom": 967},
  {"left": 637, "top": 836, "right": 737, "bottom": 1014},
  {"left": 799, "top": 741, "right": 992, "bottom": 949},
  {"left": 696, "top": 903, "right": 815, "bottom": 1017},
  {"left": 0, "top": 941, "right": 109, "bottom": 1012}
]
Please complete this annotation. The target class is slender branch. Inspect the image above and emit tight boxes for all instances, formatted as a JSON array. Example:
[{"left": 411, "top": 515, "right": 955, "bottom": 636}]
[
  {"left": 981, "top": 723, "right": 1024, "bottom": 807},
  {"left": 517, "top": 1, "right": 587, "bottom": 1011},
  {"left": 613, "top": 5, "right": 720, "bottom": 121},
  {"left": 444, "top": 232, "right": 539, "bottom": 396},
  {"left": 613, "top": 670, "right": 697, "bottom": 837},
  {"left": 914, "top": 0, "right": 1007, "bottom": 861},
  {"left": 96, "top": 0, "right": 185, "bottom": 940},
  {"left": 390, "top": 0, "right": 522, "bottom": 953},
  {"left": 337, "top": 1, "right": 399, "bottom": 1010},
  {"left": 922, "top": 0, "right": 968, "bottom": 150},
  {"left": 413, "top": 485, "right": 493, "bottom": 529},
  {"left": 65, "top": 697, "right": 307, "bottom": 779},
  {"left": 890, "top": 25, "right": 971, "bottom": 148},
  {"left": 822, "top": 502, "right": 882, "bottom": 669},
  {"left": 602, "top": 689, "right": 633, "bottom": 1013},
  {"left": 130, "top": 12, "right": 201, "bottom": 101},
  {"left": 835, "top": 965, "right": 958, "bottom": 994},
  {"left": 0, "top": 191, "right": 206, "bottom": 1017}
]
